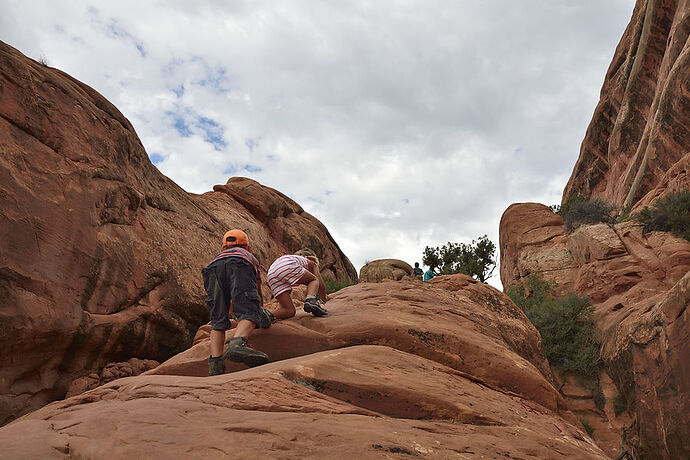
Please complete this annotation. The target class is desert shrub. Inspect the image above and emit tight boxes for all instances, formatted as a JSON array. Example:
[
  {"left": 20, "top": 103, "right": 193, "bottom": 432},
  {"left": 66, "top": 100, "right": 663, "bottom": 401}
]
[
  {"left": 507, "top": 273, "right": 601, "bottom": 378},
  {"left": 612, "top": 394, "right": 626, "bottom": 416},
  {"left": 423, "top": 235, "right": 496, "bottom": 282},
  {"left": 505, "top": 272, "right": 556, "bottom": 311},
  {"left": 556, "top": 194, "right": 586, "bottom": 217},
  {"left": 561, "top": 197, "right": 616, "bottom": 232},
  {"left": 634, "top": 189, "right": 690, "bottom": 241},
  {"left": 323, "top": 278, "right": 354, "bottom": 294},
  {"left": 580, "top": 418, "right": 595, "bottom": 436},
  {"left": 593, "top": 385, "right": 606, "bottom": 411}
]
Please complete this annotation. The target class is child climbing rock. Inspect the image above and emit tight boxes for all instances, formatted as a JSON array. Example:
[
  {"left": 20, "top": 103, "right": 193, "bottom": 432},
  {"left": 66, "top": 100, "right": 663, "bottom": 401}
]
[
  {"left": 201, "top": 229, "right": 274, "bottom": 376},
  {"left": 267, "top": 248, "right": 329, "bottom": 319}
]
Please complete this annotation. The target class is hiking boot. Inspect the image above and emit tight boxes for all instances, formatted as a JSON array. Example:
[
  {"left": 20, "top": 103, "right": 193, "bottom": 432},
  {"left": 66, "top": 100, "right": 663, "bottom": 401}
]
[
  {"left": 208, "top": 355, "right": 225, "bottom": 376},
  {"left": 257, "top": 308, "right": 275, "bottom": 329},
  {"left": 224, "top": 337, "right": 269, "bottom": 367},
  {"left": 303, "top": 297, "right": 328, "bottom": 317}
]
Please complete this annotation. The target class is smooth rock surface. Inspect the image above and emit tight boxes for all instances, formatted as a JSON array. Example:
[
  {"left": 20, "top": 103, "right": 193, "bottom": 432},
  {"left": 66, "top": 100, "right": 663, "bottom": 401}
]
[{"left": 0, "top": 345, "right": 607, "bottom": 459}]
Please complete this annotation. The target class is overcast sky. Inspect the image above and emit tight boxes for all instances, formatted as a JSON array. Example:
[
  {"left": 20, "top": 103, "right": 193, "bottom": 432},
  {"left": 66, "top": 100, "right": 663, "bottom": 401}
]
[{"left": 1, "top": 1, "right": 634, "bottom": 288}]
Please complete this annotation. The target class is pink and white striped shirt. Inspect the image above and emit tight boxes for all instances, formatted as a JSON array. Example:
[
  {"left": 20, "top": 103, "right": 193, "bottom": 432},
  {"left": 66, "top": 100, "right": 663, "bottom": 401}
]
[{"left": 267, "top": 255, "right": 309, "bottom": 297}]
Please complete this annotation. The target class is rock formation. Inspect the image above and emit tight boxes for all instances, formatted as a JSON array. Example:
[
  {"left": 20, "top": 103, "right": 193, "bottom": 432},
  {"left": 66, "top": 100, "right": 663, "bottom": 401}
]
[
  {"left": 563, "top": 0, "right": 690, "bottom": 211},
  {"left": 500, "top": 2, "right": 690, "bottom": 457},
  {"left": 359, "top": 259, "right": 413, "bottom": 282},
  {"left": 500, "top": 203, "right": 690, "bottom": 457},
  {"left": 0, "top": 279, "right": 608, "bottom": 459},
  {"left": 0, "top": 40, "right": 356, "bottom": 426}
]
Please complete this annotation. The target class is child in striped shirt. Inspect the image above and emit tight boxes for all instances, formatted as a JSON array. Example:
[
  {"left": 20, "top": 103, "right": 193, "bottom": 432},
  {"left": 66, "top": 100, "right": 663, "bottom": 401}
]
[{"left": 267, "top": 249, "right": 329, "bottom": 319}]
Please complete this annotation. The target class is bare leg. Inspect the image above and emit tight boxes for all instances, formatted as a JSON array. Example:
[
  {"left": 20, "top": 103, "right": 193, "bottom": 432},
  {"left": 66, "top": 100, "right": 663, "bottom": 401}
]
[
  {"left": 272, "top": 291, "right": 297, "bottom": 319},
  {"left": 210, "top": 329, "right": 226, "bottom": 357},
  {"left": 233, "top": 319, "right": 257, "bottom": 338},
  {"left": 297, "top": 271, "right": 318, "bottom": 296}
]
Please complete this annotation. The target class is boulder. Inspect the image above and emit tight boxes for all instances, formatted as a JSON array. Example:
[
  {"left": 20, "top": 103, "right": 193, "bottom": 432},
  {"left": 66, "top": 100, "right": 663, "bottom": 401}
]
[
  {"left": 358, "top": 259, "right": 413, "bottom": 282},
  {"left": 0, "top": 40, "right": 355, "bottom": 425}
]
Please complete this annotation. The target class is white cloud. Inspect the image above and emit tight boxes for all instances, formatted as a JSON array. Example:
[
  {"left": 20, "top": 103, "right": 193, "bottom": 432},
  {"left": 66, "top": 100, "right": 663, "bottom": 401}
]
[{"left": 1, "top": 0, "right": 635, "bottom": 289}]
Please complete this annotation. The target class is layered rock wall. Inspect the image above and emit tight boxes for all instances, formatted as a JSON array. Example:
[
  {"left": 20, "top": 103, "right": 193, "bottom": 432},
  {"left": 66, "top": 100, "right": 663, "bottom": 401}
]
[
  {"left": 502, "top": 2, "right": 690, "bottom": 456},
  {"left": 563, "top": 0, "right": 690, "bottom": 211},
  {"left": 500, "top": 203, "right": 690, "bottom": 458}
]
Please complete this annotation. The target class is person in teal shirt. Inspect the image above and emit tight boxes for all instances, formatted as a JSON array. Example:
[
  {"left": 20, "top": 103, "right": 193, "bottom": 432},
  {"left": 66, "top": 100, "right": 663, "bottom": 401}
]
[{"left": 423, "top": 269, "right": 436, "bottom": 282}]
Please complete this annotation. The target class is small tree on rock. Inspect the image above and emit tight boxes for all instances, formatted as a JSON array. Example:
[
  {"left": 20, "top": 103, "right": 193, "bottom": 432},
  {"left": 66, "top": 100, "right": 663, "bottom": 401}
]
[{"left": 422, "top": 234, "right": 496, "bottom": 282}]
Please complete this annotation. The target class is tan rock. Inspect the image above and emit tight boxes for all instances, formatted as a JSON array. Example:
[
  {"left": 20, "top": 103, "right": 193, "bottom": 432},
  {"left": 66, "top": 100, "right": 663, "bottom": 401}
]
[{"left": 358, "top": 259, "right": 413, "bottom": 282}]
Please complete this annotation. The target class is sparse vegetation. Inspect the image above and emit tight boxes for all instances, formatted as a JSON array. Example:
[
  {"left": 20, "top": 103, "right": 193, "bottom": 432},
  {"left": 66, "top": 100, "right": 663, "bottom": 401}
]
[
  {"left": 422, "top": 235, "right": 496, "bottom": 282},
  {"left": 555, "top": 195, "right": 616, "bottom": 232},
  {"left": 507, "top": 273, "right": 601, "bottom": 378},
  {"left": 580, "top": 418, "right": 595, "bottom": 436},
  {"left": 634, "top": 189, "right": 690, "bottom": 241},
  {"left": 38, "top": 56, "right": 49, "bottom": 66},
  {"left": 323, "top": 278, "right": 354, "bottom": 294},
  {"left": 613, "top": 393, "right": 626, "bottom": 416},
  {"left": 593, "top": 385, "right": 606, "bottom": 411}
]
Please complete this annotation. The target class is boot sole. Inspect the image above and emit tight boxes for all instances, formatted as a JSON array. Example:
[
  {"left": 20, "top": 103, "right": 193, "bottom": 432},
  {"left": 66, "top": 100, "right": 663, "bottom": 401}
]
[{"left": 304, "top": 304, "right": 328, "bottom": 317}]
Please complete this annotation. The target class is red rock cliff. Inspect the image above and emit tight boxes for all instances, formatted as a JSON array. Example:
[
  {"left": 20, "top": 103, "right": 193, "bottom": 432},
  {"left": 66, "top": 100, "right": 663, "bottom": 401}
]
[
  {"left": 0, "top": 41, "right": 356, "bottom": 426},
  {"left": 501, "top": 1, "right": 690, "bottom": 457},
  {"left": 563, "top": 0, "right": 690, "bottom": 211}
]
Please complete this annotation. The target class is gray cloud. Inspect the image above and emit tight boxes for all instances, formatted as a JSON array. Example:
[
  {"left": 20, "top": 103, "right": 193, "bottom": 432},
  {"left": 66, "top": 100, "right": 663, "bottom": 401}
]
[{"left": 1, "top": 0, "right": 635, "bottom": 288}]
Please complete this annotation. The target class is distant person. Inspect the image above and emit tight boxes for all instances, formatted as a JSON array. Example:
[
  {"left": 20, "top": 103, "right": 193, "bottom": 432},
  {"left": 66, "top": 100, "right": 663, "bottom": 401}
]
[
  {"left": 268, "top": 248, "right": 329, "bottom": 319},
  {"left": 413, "top": 262, "right": 424, "bottom": 279},
  {"left": 202, "top": 230, "right": 274, "bottom": 376},
  {"left": 423, "top": 268, "right": 436, "bottom": 282}
]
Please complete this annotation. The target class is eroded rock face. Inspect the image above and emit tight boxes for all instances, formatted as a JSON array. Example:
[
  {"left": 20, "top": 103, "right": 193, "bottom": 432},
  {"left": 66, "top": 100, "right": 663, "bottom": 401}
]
[
  {"left": 563, "top": 0, "right": 690, "bottom": 211},
  {"left": 0, "top": 280, "right": 607, "bottom": 459},
  {"left": 0, "top": 41, "right": 355, "bottom": 425},
  {"left": 499, "top": 203, "right": 690, "bottom": 459},
  {"left": 358, "top": 259, "right": 413, "bottom": 282}
]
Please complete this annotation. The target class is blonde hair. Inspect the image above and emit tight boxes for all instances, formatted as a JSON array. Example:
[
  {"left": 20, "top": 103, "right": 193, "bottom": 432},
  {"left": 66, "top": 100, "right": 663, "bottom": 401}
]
[{"left": 295, "top": 248, "right": 319, "bottom": 266}]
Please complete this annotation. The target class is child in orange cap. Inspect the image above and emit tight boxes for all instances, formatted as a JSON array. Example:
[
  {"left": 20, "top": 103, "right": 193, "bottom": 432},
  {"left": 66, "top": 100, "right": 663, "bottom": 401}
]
[{"left": 201, "top": 229, "right": 274, "bottom": 375}]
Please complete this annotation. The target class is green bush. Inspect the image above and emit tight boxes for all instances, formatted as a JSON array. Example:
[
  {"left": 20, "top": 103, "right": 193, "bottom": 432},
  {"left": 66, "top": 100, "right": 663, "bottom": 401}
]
[
  {"left": 612, "top": 394, "right": 626, "bottom": 417},
  {"left": 593, "top": 385, "right": 606, "bottom": 411},
  {"left": 580, "top": 418, "right": 595, "bottom": 436},
  {"left": 561, "top": 197, "right": 616, "bottom": 232},
  {"left": 507, "top": 273, "right": 601, "bottom": 378},
  {"left": 323, "top": 278, "right": 354, "bottom": 294},
  {"left": 634, "top": 189, "right": 690, "bottom": 241},
  {"left": 422, "top": 235, "right": 496, "bottom": 282}
]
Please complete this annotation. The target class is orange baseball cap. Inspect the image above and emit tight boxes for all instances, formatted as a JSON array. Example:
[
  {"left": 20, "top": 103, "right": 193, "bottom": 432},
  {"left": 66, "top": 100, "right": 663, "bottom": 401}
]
[{"left": 222, "top": 229, "right": 249, "bottom": 248}]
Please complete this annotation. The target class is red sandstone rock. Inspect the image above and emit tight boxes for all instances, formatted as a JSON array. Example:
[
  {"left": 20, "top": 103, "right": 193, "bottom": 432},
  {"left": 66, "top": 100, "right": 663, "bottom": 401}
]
[
  {"left": 499, "top": 203, "right": 577, "bottom": 294},
  {"left": 358, "top": 259, "right": 414, "bottom": 282},
  {"left": 0, "top": 41, "right": 355, "bottom": 425},
  {"left": 563, "top": 0, "right": 690, "bottom": 211},
  {"left": 65, "top": 358, "right": 159, "bottom": 398},
  {"left": 0, "top": 345, "right": 607, "bottom": 458},
  {"left": 153, "top": 280, "right": 564, "bottom": 415},
  {"left": 499, "top": 202, "right": 690, "bottom": 458}
]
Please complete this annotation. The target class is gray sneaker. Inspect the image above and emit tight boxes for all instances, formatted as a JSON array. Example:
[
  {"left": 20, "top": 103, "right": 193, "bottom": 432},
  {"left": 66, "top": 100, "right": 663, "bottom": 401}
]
[
  {"left": 257, "top": 308, "right": 275, "bottom": 329},
  {"left": 303, "top": 297, "right": 328, "bottom": 317},
  {"left": 208, "top": 355, "right": 225, "bottom": 376},
  {"left": 224, "top": 337, "right": 269, "bottom": 367}
]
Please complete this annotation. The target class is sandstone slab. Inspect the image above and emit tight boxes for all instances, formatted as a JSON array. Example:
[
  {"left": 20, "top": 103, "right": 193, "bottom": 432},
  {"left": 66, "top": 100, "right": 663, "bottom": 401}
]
[{"left": 0, "top": 345, "right": 607, "bottom": 459}]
